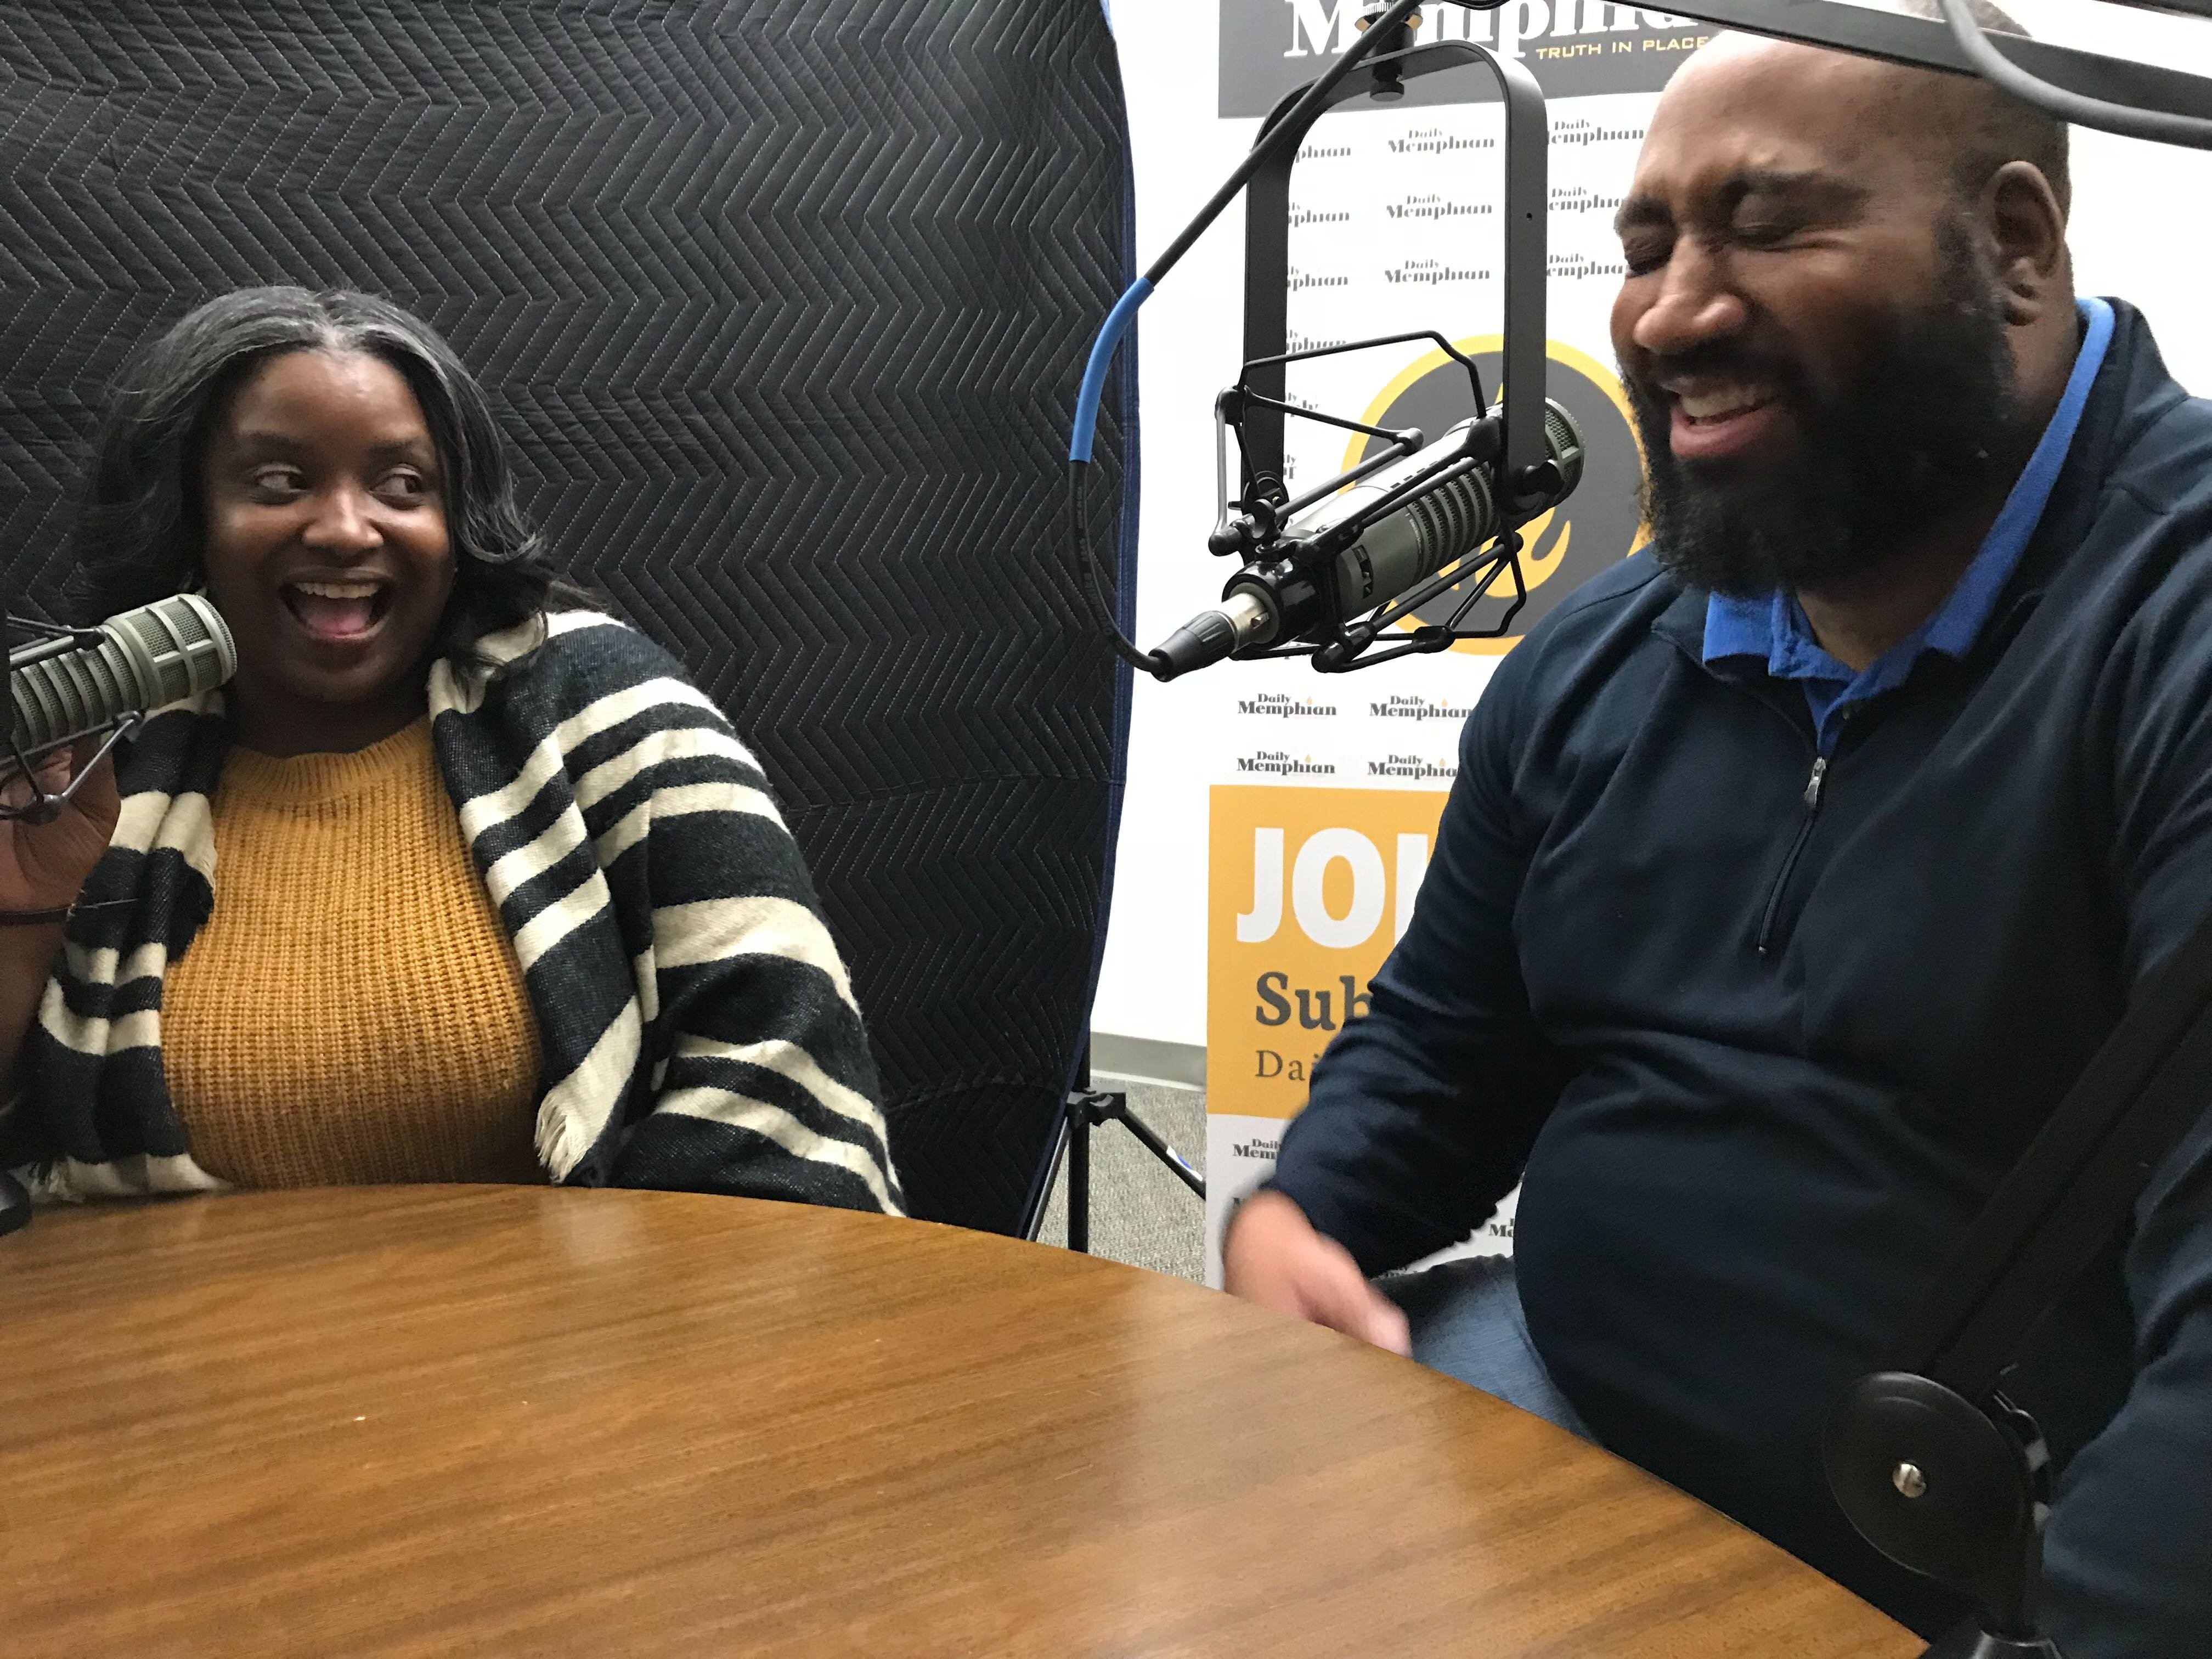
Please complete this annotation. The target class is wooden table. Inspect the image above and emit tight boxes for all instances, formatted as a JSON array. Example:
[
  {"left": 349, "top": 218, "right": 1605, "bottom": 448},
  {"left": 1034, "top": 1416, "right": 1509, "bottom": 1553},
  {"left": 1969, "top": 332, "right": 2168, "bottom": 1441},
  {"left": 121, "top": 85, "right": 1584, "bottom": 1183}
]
[{"left": 0, "top": 1187, "right": 1917, "bottom": 1657}]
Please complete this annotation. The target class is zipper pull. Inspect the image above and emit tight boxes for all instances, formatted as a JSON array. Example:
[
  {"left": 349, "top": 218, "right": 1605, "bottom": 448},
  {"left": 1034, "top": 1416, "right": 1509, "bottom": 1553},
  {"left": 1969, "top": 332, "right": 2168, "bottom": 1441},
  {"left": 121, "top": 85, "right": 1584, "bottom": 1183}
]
[{"left": 1803, "top": 756, "right": 1829, "bottom": 811}]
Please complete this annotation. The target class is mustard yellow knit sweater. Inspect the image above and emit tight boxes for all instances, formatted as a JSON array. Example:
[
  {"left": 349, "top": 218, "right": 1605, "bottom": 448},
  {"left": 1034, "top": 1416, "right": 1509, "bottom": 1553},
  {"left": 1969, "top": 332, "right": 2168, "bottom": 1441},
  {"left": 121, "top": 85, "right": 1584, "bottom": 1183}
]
[{"left": 162, "top": 716, "right": 542, "bottom": 1187}]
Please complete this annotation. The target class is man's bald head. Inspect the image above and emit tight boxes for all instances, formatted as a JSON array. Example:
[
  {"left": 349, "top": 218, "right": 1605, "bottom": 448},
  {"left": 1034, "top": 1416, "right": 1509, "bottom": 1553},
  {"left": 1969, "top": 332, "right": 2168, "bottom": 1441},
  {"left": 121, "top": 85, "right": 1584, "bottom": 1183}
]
[
  {"left": 1703, "top": 0, "right": 2070, "bottom": 216},
  {"left": 1897, "top": 0, "right": 2070, "bottom": 213}
]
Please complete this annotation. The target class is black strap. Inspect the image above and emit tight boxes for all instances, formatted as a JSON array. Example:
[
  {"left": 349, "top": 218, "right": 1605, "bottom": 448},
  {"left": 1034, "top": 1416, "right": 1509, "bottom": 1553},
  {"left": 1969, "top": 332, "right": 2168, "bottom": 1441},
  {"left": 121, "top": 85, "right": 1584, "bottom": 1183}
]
[
  {"left": 0, "top": 898, "right": 134, "bottom": 928},
  {"left": 1891, "top": 901, "right": 2212, "bottom": 1399}
]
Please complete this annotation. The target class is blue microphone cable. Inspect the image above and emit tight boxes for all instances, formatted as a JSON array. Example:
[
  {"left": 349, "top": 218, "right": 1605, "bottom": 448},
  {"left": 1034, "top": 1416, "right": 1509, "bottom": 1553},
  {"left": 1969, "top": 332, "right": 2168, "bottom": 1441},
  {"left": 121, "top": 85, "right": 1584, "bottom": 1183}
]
[{"left": 1068, "top": 0, "right": 1434, "bottom": 676}]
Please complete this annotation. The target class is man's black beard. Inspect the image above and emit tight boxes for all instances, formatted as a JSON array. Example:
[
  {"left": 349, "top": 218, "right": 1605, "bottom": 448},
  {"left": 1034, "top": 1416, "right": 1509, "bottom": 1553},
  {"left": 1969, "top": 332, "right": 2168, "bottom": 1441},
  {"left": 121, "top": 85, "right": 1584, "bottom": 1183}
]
[{"left": 1628, "top": 227, "right": 2029, "bottom": 600}]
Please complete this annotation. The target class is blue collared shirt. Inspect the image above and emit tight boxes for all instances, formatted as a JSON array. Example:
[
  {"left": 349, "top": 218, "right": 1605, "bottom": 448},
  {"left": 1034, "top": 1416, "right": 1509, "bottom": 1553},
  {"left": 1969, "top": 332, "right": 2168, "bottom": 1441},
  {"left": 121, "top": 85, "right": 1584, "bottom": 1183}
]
[{"left": 1702, "top": 297, "right": 2115, "bottom": 754}]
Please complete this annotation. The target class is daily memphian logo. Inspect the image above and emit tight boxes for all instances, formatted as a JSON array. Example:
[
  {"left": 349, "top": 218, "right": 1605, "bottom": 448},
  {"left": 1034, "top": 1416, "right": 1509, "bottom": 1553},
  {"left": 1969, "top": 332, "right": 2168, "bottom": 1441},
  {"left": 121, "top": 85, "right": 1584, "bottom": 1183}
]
[
  {"left": 1236, "top": 749, "right": 1339, "bottom": 777},
  {"left": 1386, "top": 255, "right": 1492, "bottom": 287},
  {"left": 1368, "top": 753, "right": 1457, "bottom": 781},
  {"left": 1372, "top": 693, "right": 1472, "bottom": 721},
  {"left": 1238, "top": 691, "right": 1339, "bottom": 719},
  {"left": 1218, "top": 0, "right": 1712, "bottom": 117}
]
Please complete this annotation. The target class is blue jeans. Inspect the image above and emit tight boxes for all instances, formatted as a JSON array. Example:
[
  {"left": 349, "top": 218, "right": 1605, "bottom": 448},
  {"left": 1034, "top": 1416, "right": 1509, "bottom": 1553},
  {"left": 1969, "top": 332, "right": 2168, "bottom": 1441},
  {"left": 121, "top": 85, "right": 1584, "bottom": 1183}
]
[{"left": 1379, "top": 1254, "right": 1593, "bottom": 1439}]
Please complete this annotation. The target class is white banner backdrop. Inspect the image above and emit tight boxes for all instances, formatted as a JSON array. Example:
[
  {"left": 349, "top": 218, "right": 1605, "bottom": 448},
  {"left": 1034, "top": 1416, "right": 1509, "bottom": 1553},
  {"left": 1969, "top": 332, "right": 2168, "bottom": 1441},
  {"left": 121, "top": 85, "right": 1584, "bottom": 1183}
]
[{"left": 1091, "top": 1, "right": 2212, "bottom": 1284}]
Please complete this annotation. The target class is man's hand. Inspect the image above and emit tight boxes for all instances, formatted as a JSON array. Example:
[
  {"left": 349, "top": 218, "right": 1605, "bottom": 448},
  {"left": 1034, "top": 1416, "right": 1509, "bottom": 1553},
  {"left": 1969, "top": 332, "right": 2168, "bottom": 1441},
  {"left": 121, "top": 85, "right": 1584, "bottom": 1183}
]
[{"left": 1222, "top": 1189, "right": 1412, "bottom": 1356}]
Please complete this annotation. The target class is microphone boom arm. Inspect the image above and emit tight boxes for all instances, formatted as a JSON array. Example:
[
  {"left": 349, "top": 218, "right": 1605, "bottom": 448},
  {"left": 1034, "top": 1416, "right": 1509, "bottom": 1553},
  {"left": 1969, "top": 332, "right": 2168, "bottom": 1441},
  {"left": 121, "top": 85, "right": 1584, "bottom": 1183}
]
[{"left": 1662, "top": 0, "right": 2212, "bottom": 149}]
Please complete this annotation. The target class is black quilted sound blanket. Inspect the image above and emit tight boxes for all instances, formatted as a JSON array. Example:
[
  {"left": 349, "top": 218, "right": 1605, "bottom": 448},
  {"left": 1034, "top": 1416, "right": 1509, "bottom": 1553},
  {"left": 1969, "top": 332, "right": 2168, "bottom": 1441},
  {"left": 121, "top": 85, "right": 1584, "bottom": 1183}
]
[{"left": 0, "top": 1, "right": 1137, "bottom": 1233}]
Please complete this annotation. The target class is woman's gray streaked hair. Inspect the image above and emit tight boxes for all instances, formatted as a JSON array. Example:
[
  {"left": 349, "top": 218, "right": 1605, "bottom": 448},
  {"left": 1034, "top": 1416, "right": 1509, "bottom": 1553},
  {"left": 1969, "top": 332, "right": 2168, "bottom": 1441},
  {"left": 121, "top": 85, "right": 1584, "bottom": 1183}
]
[{"left": 67, "top": 285, "right": 588, "bottom": 667}]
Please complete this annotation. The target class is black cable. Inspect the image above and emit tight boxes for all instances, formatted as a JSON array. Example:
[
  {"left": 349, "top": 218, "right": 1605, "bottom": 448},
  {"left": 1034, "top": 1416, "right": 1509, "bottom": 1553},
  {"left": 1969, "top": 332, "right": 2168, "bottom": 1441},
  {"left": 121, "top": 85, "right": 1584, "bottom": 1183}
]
[
  {"left": 1936, "top": 0, "right": 2212, "bottom": 148},
  {"left": 1139, "top": 0, "right": 1428, "bottom": 289},
  {"left": 1070, "top": 460, "right": 1169, "bottom": 679}
]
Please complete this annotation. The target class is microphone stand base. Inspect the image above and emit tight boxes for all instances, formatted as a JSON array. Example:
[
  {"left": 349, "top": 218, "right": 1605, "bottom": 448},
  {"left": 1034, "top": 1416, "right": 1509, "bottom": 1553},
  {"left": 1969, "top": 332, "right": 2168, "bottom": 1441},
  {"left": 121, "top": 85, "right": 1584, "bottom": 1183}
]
[
  {"left": 0, "top": 1169, "right": 32, "bottom": 1237},
  {"left": 1923, "top": 1621, "right": 2063, "bottom": 1659}
]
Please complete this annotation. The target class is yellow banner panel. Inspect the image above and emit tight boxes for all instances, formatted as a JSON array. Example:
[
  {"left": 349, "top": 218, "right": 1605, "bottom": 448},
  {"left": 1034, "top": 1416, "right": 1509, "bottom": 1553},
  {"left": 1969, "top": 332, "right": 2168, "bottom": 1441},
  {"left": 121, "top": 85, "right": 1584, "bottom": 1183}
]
[{"left": 1207, "top": 784, "right": 1451, "bottom": 1120}]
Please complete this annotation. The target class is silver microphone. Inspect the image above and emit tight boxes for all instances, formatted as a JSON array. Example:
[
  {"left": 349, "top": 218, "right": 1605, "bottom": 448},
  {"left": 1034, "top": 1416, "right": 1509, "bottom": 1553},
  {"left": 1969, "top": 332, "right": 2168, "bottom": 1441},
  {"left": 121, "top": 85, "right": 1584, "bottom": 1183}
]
[
  {"left": 9, "top": 593, "right": 238, "bottom": 763},
  {"left": 1150, "top": 399, "right": 1585, "bottom": 680},
  {"left": 1287, "top": 401, "right": 1584, "bottom": 619}
]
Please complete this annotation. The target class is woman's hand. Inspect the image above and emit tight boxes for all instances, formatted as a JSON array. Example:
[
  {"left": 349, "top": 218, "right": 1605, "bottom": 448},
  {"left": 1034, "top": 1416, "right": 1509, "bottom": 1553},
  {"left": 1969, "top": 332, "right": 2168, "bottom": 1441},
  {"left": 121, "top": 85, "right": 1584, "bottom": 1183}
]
[{"left": 0, "top": 742, "right": 122, "bottom": 916}]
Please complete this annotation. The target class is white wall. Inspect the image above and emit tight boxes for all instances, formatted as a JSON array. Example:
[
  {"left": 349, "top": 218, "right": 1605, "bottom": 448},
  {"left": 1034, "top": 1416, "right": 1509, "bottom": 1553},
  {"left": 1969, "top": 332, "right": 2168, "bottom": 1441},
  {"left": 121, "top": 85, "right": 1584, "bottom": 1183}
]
[
  {"left": 2004, "top": 0, "right": 2212, "bottom": 383},
  {"left": 1092, "top": 1, "right": 1254, "bottom": 1049},
  {"left": 1093, "top": 0, "right": 2212, "bottom": 1052}
]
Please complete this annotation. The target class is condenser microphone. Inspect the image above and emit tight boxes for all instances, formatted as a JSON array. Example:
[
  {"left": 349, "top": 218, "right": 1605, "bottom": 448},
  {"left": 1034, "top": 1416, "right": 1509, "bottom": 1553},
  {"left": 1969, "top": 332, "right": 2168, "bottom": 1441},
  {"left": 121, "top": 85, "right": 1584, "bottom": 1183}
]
[
  {"left": 1149, "top": 399, "right": 1585, "bottom": 680},
  {"left": 7, "top": 594, "right": 237, "bottom": 770}
]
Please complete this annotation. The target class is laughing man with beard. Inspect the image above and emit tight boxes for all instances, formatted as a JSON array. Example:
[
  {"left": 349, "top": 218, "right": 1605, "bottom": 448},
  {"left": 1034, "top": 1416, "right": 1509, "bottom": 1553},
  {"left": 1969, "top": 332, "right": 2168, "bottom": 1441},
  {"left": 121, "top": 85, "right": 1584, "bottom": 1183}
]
[{"left": 1223, "top": 12, "right": 2212, "bottom": 1655}]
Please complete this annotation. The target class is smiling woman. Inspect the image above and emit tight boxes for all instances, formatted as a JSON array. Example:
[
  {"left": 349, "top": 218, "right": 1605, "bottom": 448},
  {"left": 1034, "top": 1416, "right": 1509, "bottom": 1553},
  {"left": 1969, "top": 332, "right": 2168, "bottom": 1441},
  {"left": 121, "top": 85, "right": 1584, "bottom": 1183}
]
[
  {"left": 195, "top": 349, "right": 462, "bottom": 757},
  {"left": 0, "top": 287, "right": 903, "bottom": 1215}
]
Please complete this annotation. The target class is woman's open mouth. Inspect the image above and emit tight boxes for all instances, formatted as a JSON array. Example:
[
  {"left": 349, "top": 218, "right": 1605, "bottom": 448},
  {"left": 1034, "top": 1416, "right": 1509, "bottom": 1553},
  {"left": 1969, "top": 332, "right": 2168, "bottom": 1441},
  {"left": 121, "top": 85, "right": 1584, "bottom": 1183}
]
[{"left": 281, "top": 578, "right": 393, "bottom": 645}]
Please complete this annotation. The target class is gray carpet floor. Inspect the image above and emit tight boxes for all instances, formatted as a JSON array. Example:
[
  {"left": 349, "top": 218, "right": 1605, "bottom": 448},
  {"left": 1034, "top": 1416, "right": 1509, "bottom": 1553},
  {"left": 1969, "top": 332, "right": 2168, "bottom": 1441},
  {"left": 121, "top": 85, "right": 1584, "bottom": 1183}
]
[{"left": 1034, "top": 1073, "right": 1207, "bottom": 1283}]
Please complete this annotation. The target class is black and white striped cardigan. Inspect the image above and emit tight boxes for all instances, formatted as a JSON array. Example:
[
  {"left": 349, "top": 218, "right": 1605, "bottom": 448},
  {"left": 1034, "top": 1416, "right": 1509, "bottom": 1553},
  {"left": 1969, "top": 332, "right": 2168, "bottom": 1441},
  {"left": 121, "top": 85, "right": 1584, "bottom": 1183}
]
[{"left": 0, "top": 608, "right": 904, "bottom": 1215}]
